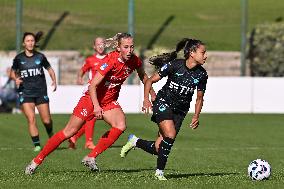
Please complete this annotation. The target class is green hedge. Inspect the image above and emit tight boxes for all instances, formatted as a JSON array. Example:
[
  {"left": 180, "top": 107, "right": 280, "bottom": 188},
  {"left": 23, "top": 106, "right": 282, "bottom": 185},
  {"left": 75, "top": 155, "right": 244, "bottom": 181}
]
[{"left": 248, "top": 23, "right": 284, "bottom": 76}]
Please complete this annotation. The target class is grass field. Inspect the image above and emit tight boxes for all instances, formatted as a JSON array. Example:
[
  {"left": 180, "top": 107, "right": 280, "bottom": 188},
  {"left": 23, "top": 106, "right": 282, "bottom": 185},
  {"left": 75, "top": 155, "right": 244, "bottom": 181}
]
[
  {"left": 0, "top": 0, "right": 283, "bottom": 51},
  {"left": 0, "top": 113, "right": 284, "bottom": 188}
]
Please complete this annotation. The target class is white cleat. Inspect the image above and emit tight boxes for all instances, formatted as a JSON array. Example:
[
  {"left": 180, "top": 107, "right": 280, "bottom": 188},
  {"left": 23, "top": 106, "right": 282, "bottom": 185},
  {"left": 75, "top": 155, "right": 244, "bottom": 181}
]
[
  {"left": 155, "top": 170, "right": 167, "bottom": 181},
  {"left": 25, "top": 159, "right": 39, "bottom": 175},
  {"left": 81, "top": 156, "right": 99, "bottom": 171}
]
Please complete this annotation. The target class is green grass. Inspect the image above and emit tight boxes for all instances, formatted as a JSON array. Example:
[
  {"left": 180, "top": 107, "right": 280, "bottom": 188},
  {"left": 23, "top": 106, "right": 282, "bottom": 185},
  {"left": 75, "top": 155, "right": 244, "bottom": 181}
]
[
  {"left": 0, "top": 113, "right": 284, "bottom": 188},
  {"left": 0, "top": 0, "right": 283, "bottom": 51}
]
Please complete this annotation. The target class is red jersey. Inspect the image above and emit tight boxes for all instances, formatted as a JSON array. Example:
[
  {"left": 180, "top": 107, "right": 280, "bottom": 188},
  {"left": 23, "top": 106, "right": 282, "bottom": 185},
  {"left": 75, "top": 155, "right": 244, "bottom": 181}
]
[
  {"left": 81, "top": 54, "right": 108, "bottom": 80},
  {"left": 86, "top": 51, "right": 142, "bottom": 105}
]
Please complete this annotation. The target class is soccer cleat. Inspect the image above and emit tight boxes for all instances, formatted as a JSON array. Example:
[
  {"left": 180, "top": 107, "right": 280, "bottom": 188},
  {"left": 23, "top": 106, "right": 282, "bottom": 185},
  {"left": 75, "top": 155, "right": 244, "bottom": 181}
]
[
  {"left": 155, "top": 170, "right": 167, "bottom": 181},
  {"left": 25, "top": 159, "right": 39, "bottom": 175},
  {"left": 81, "top": 156, "right": 99, "bottom": 171},
  {"left": 84, "top": 142, "right": 96, "bottom": 150},
  {"left": 33, "top": 146, "right": 41, "bottom": 152},
  {"left": 120, "top": 134, "right": 137, "bottom": 158}
]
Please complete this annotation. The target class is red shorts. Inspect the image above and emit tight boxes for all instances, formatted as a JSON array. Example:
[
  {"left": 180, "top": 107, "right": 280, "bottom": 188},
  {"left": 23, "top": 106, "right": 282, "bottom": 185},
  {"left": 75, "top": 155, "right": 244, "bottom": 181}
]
[{"left": 72, "top": 95, "right": 121, "bottom": 121}]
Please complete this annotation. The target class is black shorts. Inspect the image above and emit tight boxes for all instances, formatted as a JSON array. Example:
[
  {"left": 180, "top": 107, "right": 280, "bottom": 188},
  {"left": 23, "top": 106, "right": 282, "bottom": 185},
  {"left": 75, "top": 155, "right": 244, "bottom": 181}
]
[
  {"left": 151, "top": 98, "right": 186, "bottom": 134},
  {"left": 19, "top": 95, "right": 49, "bottom": 105}
]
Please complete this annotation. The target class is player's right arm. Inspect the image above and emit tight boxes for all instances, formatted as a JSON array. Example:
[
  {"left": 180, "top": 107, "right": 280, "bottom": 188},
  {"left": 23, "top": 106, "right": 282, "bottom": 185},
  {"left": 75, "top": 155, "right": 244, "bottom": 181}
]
[
  {"left": 77, "top": 58, "right": 91, "bottom": 85},
  {"left": 88, "top": 57, "right": 113, "bottom": 119},
  {"left": 10, "top": 69, "right": 22, "bottom": 87},
  {"left": 143, "top": 72, "right": 161, "bottom": 114},
  {"left": 10, "top": 57, "right": 23, "bottom": 87},
  {"left": 88, "top": 72, "right": 105, "bottom": 119}
]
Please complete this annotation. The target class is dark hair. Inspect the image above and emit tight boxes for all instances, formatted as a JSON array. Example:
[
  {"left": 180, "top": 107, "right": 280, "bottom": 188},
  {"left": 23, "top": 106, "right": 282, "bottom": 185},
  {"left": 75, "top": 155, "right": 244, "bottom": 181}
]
[
  {"left": 22, "top": 31, "right": 44, "bottom": 47},
  {"left": 149, "top": 38, "right": 205, "bottom": 68},
  {"left": 104, "top": 33, "right": 132, "bottom": 49}
]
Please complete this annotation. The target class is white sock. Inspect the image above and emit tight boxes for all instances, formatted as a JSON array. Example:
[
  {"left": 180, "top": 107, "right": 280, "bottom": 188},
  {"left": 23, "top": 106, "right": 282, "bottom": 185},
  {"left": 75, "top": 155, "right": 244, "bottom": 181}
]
[{"left": 156, "top": 169, "right": 164, "bottom": 175}]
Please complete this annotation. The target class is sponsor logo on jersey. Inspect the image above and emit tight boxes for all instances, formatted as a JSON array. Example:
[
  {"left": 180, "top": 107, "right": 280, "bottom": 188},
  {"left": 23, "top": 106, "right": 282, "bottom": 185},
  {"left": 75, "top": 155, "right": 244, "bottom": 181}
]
[
  {"left": 35, "top": 59, "right": 41, "bottom": 65},
  {"left": 20, "top": 61, "right": 26, "bottom": 65},
  {"left": 124, "top": 67, "right": 132, "bottom": 75},
  {"left": 100, "top": 63, "right": 108, "bottom": 70},
  {"left": 161, "top": 64, "right": 168, "bottom": 71},
  {"left": 20, "top": 68, "right": 43, "bottom": 78},
  {"left": 169, "top": 81, "right": 195, "bottom": 95},
  {"left": 175, "top": 72, "right": 184, "bottom": 76}
]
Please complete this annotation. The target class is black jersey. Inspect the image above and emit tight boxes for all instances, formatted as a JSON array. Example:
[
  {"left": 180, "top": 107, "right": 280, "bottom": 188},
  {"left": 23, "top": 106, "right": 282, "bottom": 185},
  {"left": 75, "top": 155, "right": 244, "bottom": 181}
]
[
  {"left": 156, "top": 59, "right": 208, "bottom": 114},
  {"left": 11, "top": 51, "right": 51, "bottom": 97}
]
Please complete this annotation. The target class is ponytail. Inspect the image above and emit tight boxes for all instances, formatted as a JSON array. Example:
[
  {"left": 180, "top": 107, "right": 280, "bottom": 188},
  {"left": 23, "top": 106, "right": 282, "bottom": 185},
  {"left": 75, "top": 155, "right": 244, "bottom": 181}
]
[
  {"left": 104, "top": 32, "right": 132, "bottom": 49},
  {"left": 35, "top": 31, "right": 43, "bottom": 43},
  {"left": 148, "top": 38, "right": 204, "bottom": 68},
  {"left": 149, "top": 51, "right": 177, "bottom": 69},
  {"left": 22, "top": 31, "right": 44, "bottom": 48}
]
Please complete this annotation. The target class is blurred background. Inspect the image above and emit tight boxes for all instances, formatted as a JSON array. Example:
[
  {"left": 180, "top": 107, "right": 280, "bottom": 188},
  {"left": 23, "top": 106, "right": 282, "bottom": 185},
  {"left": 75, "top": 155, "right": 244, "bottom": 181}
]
[{"left": 0, "top": 0, "right": 283, "bottom": 113}]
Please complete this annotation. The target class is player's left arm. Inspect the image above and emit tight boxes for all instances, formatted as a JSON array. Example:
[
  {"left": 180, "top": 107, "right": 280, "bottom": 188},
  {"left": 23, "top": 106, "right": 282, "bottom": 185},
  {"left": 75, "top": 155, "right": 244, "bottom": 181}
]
[
  {"left": 136, "top": 66, "right": 156, "bottom": 102},
  {"left": 47, "top": 67, "right": 57, "bottom": 92},
  {"left": 42, "top": 55, "right": 57, "bottom": 91},
  {"left": 190, "top": 91, "right": 204, "bottom": 129},
  {"left": 190, "top": 73, "right": 208, "bottom": 129}
]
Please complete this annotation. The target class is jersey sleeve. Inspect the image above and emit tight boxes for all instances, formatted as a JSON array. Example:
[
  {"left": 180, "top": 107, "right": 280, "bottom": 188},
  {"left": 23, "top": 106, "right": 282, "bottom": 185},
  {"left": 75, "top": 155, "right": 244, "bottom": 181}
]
[
  {"left": 81, "top": 58, "right": 92, "bottom": 74},
  {"left": 157, "top": 62, "right": 175, "bottom": 78},
  {"left": 42, "top": 54, "right": 51, "bottom": 69},
  {"left": 96, "top": 57, "right": 114, "bottom": 76},
  {"left": 11, "top": 57, "right": 19, "bottom": 71},
  {"left": 197, "top": 72, "right": 208, "bottom": 92}
]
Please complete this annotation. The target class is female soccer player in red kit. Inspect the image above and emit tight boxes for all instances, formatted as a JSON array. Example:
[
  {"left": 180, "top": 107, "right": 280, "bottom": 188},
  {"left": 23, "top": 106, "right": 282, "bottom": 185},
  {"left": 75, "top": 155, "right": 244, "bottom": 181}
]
[
  {"left": 68, "top": 37, "right": 107, "bottom": 150},
  {"left": 25, "top": 33, "right": 156, "bottom": 175}
]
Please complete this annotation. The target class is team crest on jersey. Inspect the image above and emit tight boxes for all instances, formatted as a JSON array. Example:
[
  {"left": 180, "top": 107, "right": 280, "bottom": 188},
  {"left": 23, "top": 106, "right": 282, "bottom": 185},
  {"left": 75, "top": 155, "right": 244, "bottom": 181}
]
[
  {"left": 161, "top": 64, "right": 168, "bottom": 71},
  {"left": 159, "top": 104, "right": 167, "bottom": 112},
  {"left": 100, "top": 63, "right": 108, "bottom": 70},
  {"left": 191, "top": 76, "right": 199, "bottom": 84},
  {"left": 80, "top": 108, "right": 88, "bottom": 117},
  {"left": 35, "top": 59, "right": 41, "bottom": 65}
]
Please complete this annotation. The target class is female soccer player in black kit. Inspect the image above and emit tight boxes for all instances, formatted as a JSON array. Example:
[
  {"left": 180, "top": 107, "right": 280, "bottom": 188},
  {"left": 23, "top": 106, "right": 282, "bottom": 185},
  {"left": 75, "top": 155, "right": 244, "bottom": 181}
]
[
  {"left": 120, "top": 38, "right": 208, "bottom": 180},
  {"left": 10, "top": 32, "right": 57, "bottom": 152}
]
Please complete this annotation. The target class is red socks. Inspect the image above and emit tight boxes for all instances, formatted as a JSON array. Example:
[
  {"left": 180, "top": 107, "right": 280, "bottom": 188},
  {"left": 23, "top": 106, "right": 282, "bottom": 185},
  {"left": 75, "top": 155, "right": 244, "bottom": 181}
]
[
  {"left": 85, "top": 118, "right": 96, "bottom": 142},
  {"left": 34, "top": 130, "right": 67, "bottom": 165},
  {"left": 70, "top": 118, "right": 96, "bottom": 143},
  {"left": 71, "top": 125, "right": 86, "bottom": 142},
  {"left": 88, "top": 127, "right": 123, "bottom": 158}
]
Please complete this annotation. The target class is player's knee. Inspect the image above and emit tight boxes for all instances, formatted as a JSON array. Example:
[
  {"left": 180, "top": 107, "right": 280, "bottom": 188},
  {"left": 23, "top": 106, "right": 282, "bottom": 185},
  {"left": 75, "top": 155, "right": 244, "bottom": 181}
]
[
  {"left": 27, "top": 116, "right": 36, "bottom": 125},
  {"left": 112, "top": 121, "right": 126, "bottom": 131},
  {"left": 63, "top": 127, "right": 78, "bottom": 138},
  {"left": 164, "top": 130, "right": 176, "bottom": 139},
  {"left": 42, "top": 119, "right": 52, "bottom": 126}
]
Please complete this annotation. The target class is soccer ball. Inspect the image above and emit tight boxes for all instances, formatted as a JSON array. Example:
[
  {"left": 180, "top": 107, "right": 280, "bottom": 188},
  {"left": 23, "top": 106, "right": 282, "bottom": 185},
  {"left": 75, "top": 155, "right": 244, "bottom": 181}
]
[{"left": 248, "top": 159, "right": 271, "bottom": 180}]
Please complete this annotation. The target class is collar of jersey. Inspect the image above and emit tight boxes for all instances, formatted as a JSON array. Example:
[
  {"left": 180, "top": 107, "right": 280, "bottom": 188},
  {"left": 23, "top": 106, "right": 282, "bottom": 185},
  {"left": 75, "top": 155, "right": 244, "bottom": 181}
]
[
  {"left": 95, "top": 54, "right": 106, "bottom": 59},
  {"left": 117, "top": 57, "right": 125, "bottom": 64}
]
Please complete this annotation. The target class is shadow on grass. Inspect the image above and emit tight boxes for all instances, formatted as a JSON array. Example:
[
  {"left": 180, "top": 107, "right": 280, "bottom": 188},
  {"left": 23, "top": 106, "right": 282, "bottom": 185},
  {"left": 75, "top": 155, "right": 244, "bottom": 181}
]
[{"left": 167, "top": 172, "right": 239, "bottom": 179}]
